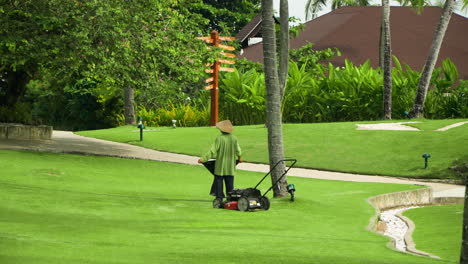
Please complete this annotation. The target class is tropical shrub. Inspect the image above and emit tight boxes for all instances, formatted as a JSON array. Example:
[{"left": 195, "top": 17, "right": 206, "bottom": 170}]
[
  {"left": 391, "top": 57, "right": 419, "bottom": 119},
  {"left": 282, "top": 60, "right": 383, "bottom": 122},
  {"left": 135, "top": 104, "right": 209, "bottom": 128},
  {"left": 278, "top": 57, "right": 467, "bottom": 123},
  {"left": 425, "top": 81, "right": 468, "bottom": 119},
  {"left": 219, "top": 68, "right": 266, "bottom": 125}
]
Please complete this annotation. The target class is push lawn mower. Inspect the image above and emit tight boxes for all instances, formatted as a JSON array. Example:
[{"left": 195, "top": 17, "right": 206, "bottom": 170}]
[{"left": 203, "top": 159, "right": 297, "bottom": 212}]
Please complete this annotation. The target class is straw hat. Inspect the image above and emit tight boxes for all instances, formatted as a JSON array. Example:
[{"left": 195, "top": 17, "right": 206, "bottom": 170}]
[{"left": 216, "top": 120, "right": 234, "bottom": 133}]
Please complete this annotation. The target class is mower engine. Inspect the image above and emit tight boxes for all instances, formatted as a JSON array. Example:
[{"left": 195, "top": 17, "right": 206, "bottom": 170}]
[
  {"left": 228, "top": 188, "right": 270, "bottom": 211},
  {"left": 213, "top": 188, "right": 270, "bottom": 211}
]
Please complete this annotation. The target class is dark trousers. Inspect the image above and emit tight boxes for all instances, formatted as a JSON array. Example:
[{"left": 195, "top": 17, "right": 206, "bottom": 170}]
[{"left": 210, "top": 175, "right": 234, "bottom": 199}]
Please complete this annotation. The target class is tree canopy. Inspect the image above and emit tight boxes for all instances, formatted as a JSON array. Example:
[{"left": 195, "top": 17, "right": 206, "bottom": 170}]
[
  {"left": 0, "top": 0, "right": 260, "bottom": 128},
  {"left": 187, "top": 0, "right": 261, "bottom": 34}
]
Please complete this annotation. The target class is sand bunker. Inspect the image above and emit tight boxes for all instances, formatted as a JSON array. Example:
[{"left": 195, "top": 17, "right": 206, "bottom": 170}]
[{"left": 356, "top": 122, "right": 421, "bottom": 131}]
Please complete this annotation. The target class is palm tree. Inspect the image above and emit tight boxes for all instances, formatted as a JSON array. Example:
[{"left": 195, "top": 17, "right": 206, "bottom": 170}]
[
  {"left": 381, "top": 0, "right": 392, "bottom": 119},
  {"left": 278, "top": 0, "right": 289, "bottom": 99},
  {"left": 462, "top": 179, "right": 468, "bottom": 263},
  {"left": 408, "top": 0, "right": 456, "bottom": 118},
  {"left": 458, "top": 154, "right": 468, "bottom": 263},
  {"left": 305, "top": 0, "right": 371, "bottom": 20},
  {"left": 262, "top": 0, "right": 288, "bottom": 197}
]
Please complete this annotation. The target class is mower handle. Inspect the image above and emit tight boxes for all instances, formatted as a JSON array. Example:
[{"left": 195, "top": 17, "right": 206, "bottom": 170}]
[{"left": 253, "top": 159, "right": 297, "bottom": 196}]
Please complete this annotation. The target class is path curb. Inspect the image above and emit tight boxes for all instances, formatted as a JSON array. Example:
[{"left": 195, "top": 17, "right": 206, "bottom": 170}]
[{"left": 367, "top": 187, "right": 464, "bottom": 259}]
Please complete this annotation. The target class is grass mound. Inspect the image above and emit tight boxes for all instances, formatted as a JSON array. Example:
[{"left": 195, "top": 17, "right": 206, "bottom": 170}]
[{"left": 0, "top": 150, "right": 459, "bottom": 263}]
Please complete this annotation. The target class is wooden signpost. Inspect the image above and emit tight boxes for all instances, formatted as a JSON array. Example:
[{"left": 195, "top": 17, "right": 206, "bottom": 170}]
[{"left": 196, "top": 30, "right": 236, "bottom": 126}]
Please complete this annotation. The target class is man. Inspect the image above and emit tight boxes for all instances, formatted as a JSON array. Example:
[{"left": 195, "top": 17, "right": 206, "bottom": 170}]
[{"left": 198, "top": 120, "right": 242, "bottom": 199}]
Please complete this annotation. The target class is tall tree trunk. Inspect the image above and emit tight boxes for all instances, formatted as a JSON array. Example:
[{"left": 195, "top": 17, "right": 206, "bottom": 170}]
[
  {"left": 382, "top": 0, "right": 392, "bottom": 120},
  {"left": 124, "top": 85, "right": 136, "bottom": 125},
  {"left": 278, "top": 0, "right": 289, "bottom": 99},
  {"left": 460, "top": 164, "right": 468, "bottom": 263},
  {"left": 0, "top": 69, "right": 29, "bottom": 107},
  {"left": 379, "top": 22, "right": 384, "bottom": 70},
  {"left": 461, "top": 180, "right": 468, "bottom": 263},
  {"left": 409, "top": 0, "right": 455, "bottom": 118},
  {"left": 262, "top": 0, "right": 287, "bottom": 197}
]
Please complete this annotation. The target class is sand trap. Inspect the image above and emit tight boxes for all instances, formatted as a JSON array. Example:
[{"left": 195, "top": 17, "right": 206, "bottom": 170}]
[
  {"left": 356, "top": 122, "right": 421, "bottom": 131},
  {"left": 435, "top": 121, "right": 468, "bottom": 131},
  {"left": 357, "top": 120, "right": 468, "bottom": 131}
]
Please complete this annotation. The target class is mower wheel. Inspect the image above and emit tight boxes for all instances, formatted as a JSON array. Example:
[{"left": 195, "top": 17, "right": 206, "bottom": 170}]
[
  {"left": 260, "top": 196, "right": 270, "bottom": 210},
  {"left": 238, "top": 197, "right": 249, "bottom": 212},
  {"left": 213, "top": 198, "right": 224, "bottom": 208}
]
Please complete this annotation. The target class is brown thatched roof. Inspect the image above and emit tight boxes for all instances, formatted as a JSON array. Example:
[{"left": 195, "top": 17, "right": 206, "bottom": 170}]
[{"left": 238, "top": 6, "right": 468, "bottom": 79}]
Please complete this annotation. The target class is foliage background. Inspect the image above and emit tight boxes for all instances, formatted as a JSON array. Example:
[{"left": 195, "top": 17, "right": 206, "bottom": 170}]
[{"left": 0, "top": 1, "right": 466, "bottom": 130}]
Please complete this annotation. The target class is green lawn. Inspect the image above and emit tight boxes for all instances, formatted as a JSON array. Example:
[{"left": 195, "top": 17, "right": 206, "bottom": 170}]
[
  {"left": 404, "top": 204, "right": 464, "bottom": 262},
  {"left": 77, "top": 118, "right": 468, "bottom": 179},
  {"left": 0, "top": 150, "right": 458, "bottom": 263}
]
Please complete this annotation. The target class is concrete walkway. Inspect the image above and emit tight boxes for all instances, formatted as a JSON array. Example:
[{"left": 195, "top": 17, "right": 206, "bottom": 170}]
[{"left": 0, "top": 130, "right": 464, "bottom": 199}]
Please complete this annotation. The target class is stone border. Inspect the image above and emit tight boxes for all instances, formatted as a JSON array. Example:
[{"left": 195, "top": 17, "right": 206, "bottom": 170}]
[
  {"left": 0, "top": 123, "right": 52, "bottom": 140},
  {"left": 367, "top": 187, "right": 463, "bottom": 259}
]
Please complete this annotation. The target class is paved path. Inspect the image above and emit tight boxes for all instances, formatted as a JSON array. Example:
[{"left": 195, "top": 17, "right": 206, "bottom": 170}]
[{"left": 0, "top": 131, "right": 464, "bottom": 198}]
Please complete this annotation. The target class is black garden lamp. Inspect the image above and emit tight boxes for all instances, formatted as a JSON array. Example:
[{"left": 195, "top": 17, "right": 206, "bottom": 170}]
[
  {"left": 422, "top": 153, "right": 431, "bottom": 169},
  {"left": 287, "top": 184, "right": 296, "bottom": 202},
  {"left": 137, "top": 116, "right": 146, "bottom": 141},
  {"left": 403, "top": 111, "right": 410, "bottom": 119}
]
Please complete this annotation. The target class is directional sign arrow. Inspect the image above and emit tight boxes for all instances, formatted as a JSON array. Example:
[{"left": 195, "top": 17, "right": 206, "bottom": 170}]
[
  {"left": 218, "top": 44, "right": 235, "bottom": 51},
  {"left": 220, "top": 52, "right": 236, "bottom": 58},
  {"left": 219, "top": 36, "right": 236, "bottom": 41},
  {"left": 205, "top": 84, "right": 217, "bottom": 90},
  {"left": 219, "top": 67, "right": 236, "bottom": 72},
  {"left": 196, "top": 36, "right": 214, "bottom": 43},
  {"left": 205, "top": 77, "right": 214, "bottom": 83},
  {"left": 218, "top": 59, "right": 235, "bottom": 65},
  {"left": 205, "top": 69, "right": 214, "bottom": 73}
]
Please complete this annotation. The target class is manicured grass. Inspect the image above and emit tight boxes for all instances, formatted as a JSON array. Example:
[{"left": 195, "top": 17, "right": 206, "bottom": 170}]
[
  {"left": 404, "top": 204, "right": 464, "bottom": 261},
  {"left": 0, "top": 150, "right": 457, "bottom": 263},
  {"left": 76, "top": 118, "right": 468, "bottom": 179}
]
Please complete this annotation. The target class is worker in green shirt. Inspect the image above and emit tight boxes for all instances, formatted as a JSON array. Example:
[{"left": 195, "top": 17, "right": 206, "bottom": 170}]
[{"left": 198, "top": 120, "right": 243, "bottom": 199}]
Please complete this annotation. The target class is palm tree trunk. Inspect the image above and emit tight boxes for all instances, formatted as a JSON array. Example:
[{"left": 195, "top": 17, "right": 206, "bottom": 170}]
[
  {"left": 262, "top": 0, "right": 288, "bottom": 197},
  {"left": 124, "top": 85, "right": 136, "bottom": 125},
  {"left": 409, "top": 0, "right": 455, "bottom": 118},
  {"left": 379, "top": 22, "right": 384, "bottom": 70},
  {"left": 461, "top": 181, "right": 468, "bottom": 263},
  {"left": 278, "top": 0, "right": 289, "bottom": 99},
  {"left": 382, "top": 0, "right": 392, "bottom": 120}
]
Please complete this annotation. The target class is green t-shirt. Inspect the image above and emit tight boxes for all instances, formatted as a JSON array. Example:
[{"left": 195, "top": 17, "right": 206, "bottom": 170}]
[{"left": 201, "top": 133, "right": 242, "bottom": 176}]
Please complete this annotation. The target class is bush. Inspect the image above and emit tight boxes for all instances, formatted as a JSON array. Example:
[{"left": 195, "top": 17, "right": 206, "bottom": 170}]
[
  {"left": 219, "top": 69, "right": 266, "bottom": 125},
  {"left": 136, "top": 104, "right": 210, "bottom": 128},
  {"left": 24, "top": 78, "right": 122, "bottom": 130}
]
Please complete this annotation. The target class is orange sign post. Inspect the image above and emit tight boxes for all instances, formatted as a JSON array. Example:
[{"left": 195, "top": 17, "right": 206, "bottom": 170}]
[{"left": 196, "top": 30, "right": 236, "bottom": 126}]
